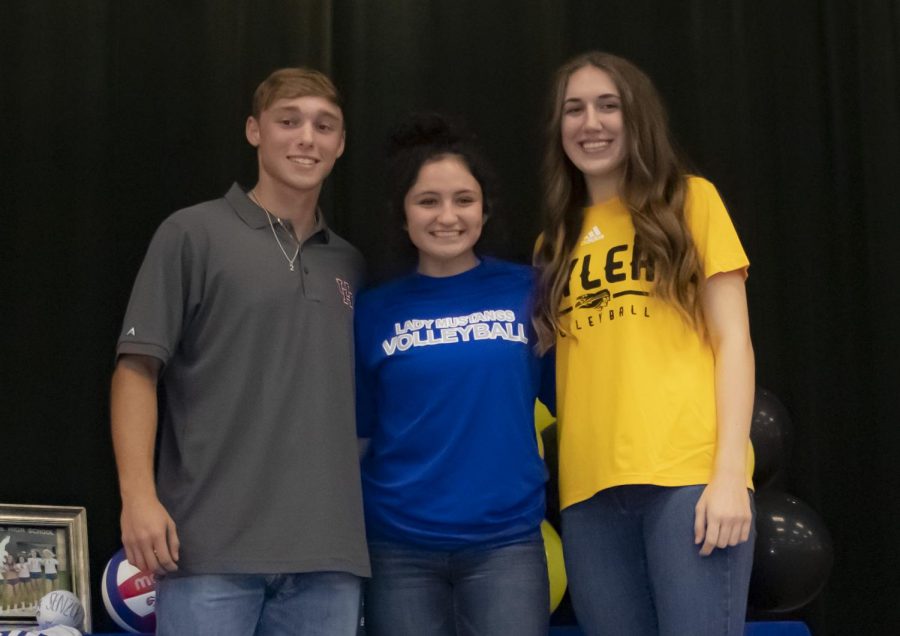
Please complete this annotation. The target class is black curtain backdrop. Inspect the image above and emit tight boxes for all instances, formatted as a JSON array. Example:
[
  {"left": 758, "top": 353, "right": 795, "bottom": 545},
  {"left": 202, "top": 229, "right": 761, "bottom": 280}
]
[{"left": 2, "top": 2, "right": 898, "bottom": 633}]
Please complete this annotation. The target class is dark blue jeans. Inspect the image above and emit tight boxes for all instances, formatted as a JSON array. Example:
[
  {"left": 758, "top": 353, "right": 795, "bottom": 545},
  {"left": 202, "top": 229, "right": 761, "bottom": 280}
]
[
  {"left": 364, "top": 537, "right": 549, "bottom": 636},
  {"left": 562, "top": 485, "right": 755, "bottom": 636}
]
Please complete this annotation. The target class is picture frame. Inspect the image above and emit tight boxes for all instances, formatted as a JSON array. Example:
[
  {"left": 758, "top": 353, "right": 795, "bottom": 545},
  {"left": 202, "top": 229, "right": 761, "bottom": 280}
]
[{"left": 0, "top": 504, "right": 91, "bottom": 632}]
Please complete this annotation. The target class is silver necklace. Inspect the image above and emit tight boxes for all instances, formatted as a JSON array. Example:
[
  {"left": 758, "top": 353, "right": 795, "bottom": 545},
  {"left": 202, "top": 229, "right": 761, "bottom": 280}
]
[{"left": 249, "top": 191, "right": 300, "bottom": 271}]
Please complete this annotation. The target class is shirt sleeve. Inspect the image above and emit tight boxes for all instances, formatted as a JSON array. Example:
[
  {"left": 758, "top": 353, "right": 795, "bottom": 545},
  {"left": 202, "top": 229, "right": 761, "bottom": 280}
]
[
  {"left": 685, "top": 177, "right": 750, "bottom": 279},
  {"left": 116, "top": 216, "right": 198, "bottom": 365}
]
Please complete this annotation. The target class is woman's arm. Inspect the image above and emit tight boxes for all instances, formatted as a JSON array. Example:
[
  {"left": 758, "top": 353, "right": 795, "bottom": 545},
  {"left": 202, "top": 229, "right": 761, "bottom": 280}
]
[{"left": 694, "top": 270, "right": 755, "bottom": 556}]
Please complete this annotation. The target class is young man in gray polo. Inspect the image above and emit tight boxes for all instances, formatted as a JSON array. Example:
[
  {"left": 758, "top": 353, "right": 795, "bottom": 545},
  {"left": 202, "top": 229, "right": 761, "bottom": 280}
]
[{"left": 110, "top": 68, "right": 369, "bottom": 635}]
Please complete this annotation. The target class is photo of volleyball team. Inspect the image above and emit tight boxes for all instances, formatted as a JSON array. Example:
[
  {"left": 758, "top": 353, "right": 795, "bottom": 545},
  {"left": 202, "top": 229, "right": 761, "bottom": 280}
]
[{"left": 0, "top": 526, "right": 68, "bottom": 619}]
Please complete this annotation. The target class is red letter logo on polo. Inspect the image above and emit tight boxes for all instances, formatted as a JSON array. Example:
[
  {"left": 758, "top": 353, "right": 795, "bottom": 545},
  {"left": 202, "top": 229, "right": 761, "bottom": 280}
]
[{"left": 335, "top": 278, "right": 353, "bottom": 308}]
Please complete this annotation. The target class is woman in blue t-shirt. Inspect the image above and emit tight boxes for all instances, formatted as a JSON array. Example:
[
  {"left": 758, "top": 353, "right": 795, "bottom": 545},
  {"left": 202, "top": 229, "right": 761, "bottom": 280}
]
[{"left": 355, "top": 113, "right": 553, "bottom": 636}]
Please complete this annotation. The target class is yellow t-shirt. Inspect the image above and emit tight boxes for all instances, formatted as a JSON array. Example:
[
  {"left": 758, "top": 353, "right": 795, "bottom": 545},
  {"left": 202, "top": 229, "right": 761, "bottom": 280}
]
[{"left": 556, "top": 176, "right": 754, "bottom": 509}]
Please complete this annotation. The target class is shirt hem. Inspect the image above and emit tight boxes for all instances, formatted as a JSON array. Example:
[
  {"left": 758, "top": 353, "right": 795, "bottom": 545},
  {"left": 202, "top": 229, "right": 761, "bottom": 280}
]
[
  {"left": 171, "top": 557, "right": 371, "bottom": 578},
  {"left": 561, "top": 472, "right": 755, "bottom": 510},
  {"left": 116, "top": 340, "right": 171, "bottom": 364}
]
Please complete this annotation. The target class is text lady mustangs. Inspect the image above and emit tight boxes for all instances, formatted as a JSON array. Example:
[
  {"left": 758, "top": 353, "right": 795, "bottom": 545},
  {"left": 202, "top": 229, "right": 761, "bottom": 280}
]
[{"left": 383, "top": 310, "right": 528, "bottom": 356}]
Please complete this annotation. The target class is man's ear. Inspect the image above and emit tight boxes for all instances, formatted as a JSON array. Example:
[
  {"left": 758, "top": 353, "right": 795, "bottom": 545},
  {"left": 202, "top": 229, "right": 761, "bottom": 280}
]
[
  {"left": 336, "top": 129, "right": 346, "bottom": 158},
  {"left": 246, "top": 116, "right": 260, "bottom": 147}
]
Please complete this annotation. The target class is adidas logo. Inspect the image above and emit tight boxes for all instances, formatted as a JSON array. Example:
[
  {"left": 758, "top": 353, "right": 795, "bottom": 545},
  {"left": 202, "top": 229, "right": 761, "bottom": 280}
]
[
  {"left": 581, "top": 225, "right": 604, "bottom": 245},
  {"left": 126, "top": 327, "right": 136, "bottom": 336}
]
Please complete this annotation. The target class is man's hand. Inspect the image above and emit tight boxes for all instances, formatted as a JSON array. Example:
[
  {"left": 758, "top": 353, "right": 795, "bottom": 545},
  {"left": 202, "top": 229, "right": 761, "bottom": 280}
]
[{"left": 121, "top": 495, "right": 180, "bottom": 574}]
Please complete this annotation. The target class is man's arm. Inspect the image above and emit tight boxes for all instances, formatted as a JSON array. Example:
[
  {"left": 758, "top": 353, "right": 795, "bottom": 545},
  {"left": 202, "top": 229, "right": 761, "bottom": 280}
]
[{"left": 110, "top": 354, "right": 179, "bottom": 573}]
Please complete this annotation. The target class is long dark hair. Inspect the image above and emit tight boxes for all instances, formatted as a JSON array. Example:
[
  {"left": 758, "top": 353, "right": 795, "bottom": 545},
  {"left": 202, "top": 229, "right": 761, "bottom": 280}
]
[{"left": 381, "top": 112, "right": 502, "bottom": 276}]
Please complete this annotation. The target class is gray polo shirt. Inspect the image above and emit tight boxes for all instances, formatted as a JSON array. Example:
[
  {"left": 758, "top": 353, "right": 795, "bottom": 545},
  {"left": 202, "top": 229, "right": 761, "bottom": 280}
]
[{"left": 117, "top": 184, "right": 369, "bottom": 576}]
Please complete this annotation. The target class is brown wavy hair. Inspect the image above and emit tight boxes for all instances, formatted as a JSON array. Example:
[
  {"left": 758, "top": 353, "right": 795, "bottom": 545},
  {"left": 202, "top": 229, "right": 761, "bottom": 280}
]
[{"left": 532, "top": 51, "right": 704, "bottom": 353}]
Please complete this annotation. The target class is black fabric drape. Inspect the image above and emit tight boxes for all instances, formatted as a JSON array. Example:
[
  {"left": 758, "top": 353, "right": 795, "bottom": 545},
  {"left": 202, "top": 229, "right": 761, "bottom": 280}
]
[{"left": 3, "top": 2, "right": 898, "bottom": 633}]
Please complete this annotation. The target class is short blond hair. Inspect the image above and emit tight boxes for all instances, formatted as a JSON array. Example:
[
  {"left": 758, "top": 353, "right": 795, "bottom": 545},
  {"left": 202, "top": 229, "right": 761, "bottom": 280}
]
[{"left": 251, "top": 68, "right": 342, "bottom": 120}]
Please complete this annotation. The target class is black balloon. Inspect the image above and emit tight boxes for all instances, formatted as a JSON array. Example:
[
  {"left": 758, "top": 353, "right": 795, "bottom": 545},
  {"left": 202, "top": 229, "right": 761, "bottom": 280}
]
[
  {"left": 750, "top": 388, "right": 793, "bottom": 490},
  {"left": 748, "top": 491, "right": 833, "bottom": 613}
]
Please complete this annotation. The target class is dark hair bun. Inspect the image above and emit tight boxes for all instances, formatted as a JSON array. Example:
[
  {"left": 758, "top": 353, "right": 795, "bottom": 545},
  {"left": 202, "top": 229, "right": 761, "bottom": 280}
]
[{"left": 387, "top": 112, "right": 475, "bottom": 157}]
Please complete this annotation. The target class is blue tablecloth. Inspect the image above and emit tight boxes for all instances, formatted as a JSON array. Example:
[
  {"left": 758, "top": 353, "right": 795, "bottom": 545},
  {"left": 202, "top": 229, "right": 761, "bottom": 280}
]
[
  {"left": 548, "top": 623, "right": 810, "bottom": 636},
  {"left": 86, "top": 622, "right": 811, "bottom": 635}
]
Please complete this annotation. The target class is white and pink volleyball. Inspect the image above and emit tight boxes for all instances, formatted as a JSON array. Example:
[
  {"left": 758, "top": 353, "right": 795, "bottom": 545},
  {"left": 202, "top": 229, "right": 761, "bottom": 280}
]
[{"left": 101, "top": 549, "right": 156, "bottom": 633}]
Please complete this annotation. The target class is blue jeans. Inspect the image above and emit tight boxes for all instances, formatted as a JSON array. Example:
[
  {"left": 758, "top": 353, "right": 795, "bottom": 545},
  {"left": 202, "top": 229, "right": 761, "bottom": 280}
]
[
  {"left": 562, "top": 485, "right": 755, "bottom": 636},
  {"left": 365, "top": 537, "right": 549, "bottom": 636},
  {"left": 156, "top": 571, "right": 361, "bottom": 636}
]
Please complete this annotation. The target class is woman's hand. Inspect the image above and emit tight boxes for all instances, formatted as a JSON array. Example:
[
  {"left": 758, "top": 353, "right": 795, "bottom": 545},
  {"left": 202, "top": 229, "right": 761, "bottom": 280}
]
[{"left": 694, "top": 473, "right": 752, "bottom": 556}]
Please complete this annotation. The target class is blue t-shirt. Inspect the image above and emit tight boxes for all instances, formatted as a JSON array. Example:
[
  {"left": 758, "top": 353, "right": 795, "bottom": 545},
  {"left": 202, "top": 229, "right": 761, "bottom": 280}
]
[{"left": 355, "top": 258, "right": 553, "bottom": 549}]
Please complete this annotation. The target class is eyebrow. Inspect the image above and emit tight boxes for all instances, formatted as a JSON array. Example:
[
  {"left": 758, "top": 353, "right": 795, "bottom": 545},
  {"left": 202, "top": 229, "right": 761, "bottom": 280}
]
[
  {"left": 412, "top": 188, "right": 479, "bottom": 196},
  {"left": 564, "top": 93, "right": 620, "bottom": 103},
  {"left": 272, "top": 106, "right": 342, "bottom": 120}
]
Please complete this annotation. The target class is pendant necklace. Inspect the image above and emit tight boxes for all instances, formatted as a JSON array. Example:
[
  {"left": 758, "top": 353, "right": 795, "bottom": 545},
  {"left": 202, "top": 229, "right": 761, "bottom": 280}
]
[{"left": 249, "top": 190, "right": 300, "bottom": 271}]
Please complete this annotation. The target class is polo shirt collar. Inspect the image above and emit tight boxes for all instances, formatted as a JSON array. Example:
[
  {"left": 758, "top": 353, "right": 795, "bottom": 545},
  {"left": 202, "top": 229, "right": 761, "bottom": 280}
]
[{"left": 226, "top": 182, "right": 331, "bottom": 244}]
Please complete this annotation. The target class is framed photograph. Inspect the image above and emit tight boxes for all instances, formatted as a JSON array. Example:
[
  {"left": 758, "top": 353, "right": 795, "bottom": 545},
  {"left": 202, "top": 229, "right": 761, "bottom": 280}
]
[{"left": 0, "top": 504, "right": 91, "bottom": 632}]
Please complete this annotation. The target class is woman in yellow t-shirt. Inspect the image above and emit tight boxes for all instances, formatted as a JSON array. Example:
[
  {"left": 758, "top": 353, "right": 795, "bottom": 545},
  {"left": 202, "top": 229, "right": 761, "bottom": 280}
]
[{"left": 533, "top": 51, "right": 756, "bottom": 635}]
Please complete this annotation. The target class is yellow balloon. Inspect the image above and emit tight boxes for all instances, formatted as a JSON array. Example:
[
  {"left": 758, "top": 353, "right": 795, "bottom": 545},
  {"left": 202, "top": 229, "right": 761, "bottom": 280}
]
[
  {"left": 541, "top": 520, "right": 567, "bottom": 612},
  {"left": 534, "top": 399, "right": 555, "bottom": 433},
  {"left": 535, "top": 399, "right": 555, "bottom": 459}
]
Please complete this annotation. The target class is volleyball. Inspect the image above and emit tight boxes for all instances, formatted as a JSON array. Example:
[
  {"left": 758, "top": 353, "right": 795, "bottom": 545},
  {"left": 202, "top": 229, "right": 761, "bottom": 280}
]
[
  {"left": 2, "top": 629, "right": 81, "bottom": 636},
  {"left": 101, "top": 549, "right": 156, "bottom": 633},
  {"left": 1, "top": 628, "right": 82, "bottom": 635},
  {"left": 36, "top": 590, "right": 84, "bottom": 629}
]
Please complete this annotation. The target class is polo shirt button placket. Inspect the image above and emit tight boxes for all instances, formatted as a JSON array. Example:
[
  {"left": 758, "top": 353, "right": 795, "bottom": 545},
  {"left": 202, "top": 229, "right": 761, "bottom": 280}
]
[{"left": 298, "top": 264, "right": 310, "bottom": 296}]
